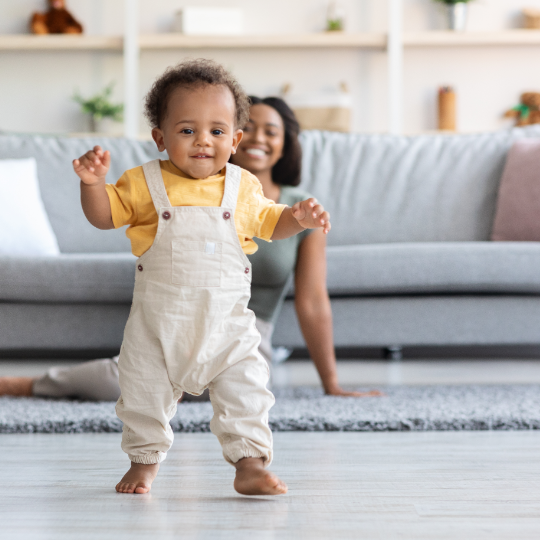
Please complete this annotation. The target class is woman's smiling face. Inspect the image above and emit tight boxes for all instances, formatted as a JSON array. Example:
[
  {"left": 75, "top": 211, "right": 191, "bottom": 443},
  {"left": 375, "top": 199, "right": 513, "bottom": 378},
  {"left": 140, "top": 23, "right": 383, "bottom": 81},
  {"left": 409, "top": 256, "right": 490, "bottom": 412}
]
[{"left": 232, "top": 103, "right": 285, "bottom": 175}]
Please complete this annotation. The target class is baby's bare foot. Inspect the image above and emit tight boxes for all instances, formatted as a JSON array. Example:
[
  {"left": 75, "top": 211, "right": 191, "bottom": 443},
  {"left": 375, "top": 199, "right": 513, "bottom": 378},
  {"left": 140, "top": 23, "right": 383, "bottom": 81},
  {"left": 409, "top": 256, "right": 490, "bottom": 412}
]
[
  {"left": 0, "top": 377, "right": 35, "bottom": 397},
  {"left": 115, "top": 462, "right": 159, "bottom": 494},
  {"left": 234, "top": 457, "right": 287, "bottom": 496}
]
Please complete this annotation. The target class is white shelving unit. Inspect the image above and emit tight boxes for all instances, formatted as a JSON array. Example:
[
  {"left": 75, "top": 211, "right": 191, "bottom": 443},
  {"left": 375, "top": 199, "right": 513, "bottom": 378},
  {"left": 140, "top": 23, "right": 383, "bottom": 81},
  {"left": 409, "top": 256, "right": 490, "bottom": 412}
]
[
  {"left": 2, "top": 29, "right": 539, "bottom": 52},
  {"left": 2, "top": 0, "right": 540, "bottom": 137}
]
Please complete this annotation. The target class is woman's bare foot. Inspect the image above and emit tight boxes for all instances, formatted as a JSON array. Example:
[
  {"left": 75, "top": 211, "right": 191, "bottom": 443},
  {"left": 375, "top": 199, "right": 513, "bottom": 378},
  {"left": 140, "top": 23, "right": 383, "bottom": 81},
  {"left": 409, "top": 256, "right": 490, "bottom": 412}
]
[
  {"left": 115, "top": 462, "right": 159, "bottom": 494},
  {"left": 0, "top": 377, "right": 35, "bottom": 397},
  {"left": 234, "top": 457, "right": 288, "bottom": 496}
]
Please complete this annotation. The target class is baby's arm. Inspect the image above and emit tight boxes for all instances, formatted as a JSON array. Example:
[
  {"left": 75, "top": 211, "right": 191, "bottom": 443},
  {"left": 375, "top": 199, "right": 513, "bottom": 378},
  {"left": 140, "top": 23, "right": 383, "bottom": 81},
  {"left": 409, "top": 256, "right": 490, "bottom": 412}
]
[
  {"left": 72, "top": 145, "right": 114, "bottom": 230},
  {"left": 271, "top": 198, "right": 331, "bottom": 240}
]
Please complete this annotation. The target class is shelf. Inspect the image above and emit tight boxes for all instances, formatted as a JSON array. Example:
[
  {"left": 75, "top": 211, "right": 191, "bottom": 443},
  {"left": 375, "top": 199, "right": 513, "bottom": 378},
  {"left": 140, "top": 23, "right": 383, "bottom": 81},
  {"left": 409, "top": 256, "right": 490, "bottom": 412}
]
[
  {"left": 3, "top": 30, "right": 540, "bottom": 52},
  {"left": 139, "top": 32, "right": 386, "bottom": 49},
  {"left": 404, "top": 29, "right": 540, "bottom": 47},
  {"left": 0, "top": 32, "right": 385, "bottom": 51},
  {"left": 0, "top": 34, "right": 122, "bottom": 51}
]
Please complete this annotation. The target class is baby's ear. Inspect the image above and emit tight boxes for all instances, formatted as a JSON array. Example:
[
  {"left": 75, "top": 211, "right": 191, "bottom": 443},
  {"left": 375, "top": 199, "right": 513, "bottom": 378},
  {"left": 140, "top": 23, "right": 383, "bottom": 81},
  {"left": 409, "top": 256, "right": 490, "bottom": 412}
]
[
  {"left": 231, "top": 129, "right": 243, "bottom": 154},
  {"left": 151, "top": 128, "right": 166, "bottom": 152}
]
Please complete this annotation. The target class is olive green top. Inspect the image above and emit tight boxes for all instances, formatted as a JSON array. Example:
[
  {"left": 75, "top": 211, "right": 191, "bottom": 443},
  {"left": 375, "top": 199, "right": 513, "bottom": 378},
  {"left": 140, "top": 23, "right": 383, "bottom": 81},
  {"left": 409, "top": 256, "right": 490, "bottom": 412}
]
[{"left": 247, "top": 186, "right": 313, "bottom": 323}]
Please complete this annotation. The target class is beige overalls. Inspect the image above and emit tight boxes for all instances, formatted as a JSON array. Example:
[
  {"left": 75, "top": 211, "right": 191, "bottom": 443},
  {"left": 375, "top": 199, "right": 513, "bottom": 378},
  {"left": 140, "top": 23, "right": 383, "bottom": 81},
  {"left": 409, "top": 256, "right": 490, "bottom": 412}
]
[{"left": 115, "top": 160, "right": 275, "bottom": 466}]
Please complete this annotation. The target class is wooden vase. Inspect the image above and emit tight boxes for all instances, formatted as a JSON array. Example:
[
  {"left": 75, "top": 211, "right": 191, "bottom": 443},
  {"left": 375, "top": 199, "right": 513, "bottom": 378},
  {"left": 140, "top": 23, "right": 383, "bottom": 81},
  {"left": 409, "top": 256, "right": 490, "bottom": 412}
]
[{"left": 438, "top": 86, "right": 456, "bottom": 132}]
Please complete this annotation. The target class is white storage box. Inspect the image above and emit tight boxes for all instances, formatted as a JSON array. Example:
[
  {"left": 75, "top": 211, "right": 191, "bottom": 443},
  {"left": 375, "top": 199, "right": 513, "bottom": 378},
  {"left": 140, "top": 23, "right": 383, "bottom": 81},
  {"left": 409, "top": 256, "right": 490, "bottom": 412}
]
[{"left": 174, "top": 7, "right": 244, "bottom": 36}]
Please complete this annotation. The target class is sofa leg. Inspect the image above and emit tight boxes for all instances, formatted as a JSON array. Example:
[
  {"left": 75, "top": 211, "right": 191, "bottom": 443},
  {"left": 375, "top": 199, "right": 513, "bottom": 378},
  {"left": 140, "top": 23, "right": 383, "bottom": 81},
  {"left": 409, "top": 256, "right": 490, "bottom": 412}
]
[{"left": 384, "top": 346, "right": 403, "bottom": 361}]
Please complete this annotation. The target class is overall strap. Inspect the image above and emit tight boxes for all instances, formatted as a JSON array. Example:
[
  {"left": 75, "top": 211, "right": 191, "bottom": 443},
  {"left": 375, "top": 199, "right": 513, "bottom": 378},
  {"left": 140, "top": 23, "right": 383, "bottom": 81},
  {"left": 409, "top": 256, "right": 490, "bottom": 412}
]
[
  {"left": 221, "top": 163, "right": 242, "bottom": 215},
  {"left": 142, "top": 160, "right": 171, "bottom": 213}
]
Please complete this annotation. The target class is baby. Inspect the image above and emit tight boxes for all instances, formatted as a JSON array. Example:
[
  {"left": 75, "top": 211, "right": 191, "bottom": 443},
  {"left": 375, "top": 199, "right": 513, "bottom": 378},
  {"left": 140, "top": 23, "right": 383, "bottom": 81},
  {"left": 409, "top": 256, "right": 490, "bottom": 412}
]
[{"left": 72, "top": 59, "right": 330, "bottom": 496}]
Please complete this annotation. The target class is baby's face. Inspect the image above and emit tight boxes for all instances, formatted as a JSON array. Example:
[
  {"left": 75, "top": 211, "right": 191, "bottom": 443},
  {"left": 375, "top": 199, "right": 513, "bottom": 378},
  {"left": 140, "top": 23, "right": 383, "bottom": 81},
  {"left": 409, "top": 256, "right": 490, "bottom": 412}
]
[{"left": 152, "top": 84, "right": 242, "bottom": 179}]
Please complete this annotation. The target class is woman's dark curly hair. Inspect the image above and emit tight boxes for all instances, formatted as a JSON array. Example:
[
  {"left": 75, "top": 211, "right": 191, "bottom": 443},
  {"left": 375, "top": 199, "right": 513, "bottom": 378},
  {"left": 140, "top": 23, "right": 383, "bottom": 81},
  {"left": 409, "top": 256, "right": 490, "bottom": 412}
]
[
  {"left": 247, "top": 96, "right": 302, "bottom": 187},
  {"left": 144, "top": 58, "right": 250, "bottom": 129}
]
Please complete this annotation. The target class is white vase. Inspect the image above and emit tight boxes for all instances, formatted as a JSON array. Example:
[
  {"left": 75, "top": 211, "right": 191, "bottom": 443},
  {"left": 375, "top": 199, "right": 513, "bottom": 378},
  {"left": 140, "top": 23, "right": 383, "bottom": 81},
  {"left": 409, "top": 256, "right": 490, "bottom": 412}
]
[
  {"left": 447, "top": 3, "right": 468, "bottom": 32},
  {"left": 89, "top": 116, "right": 117, "bottom": 134}
]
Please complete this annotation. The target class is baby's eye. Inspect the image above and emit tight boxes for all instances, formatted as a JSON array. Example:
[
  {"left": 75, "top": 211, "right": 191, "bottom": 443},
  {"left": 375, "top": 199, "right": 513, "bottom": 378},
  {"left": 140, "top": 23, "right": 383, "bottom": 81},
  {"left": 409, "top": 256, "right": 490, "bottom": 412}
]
[
  {"left": 180, "top": 129, "right": 194, "bottom": 134},
  {"left": 211, "top": 129, "right": 224, "bottom": 136}
]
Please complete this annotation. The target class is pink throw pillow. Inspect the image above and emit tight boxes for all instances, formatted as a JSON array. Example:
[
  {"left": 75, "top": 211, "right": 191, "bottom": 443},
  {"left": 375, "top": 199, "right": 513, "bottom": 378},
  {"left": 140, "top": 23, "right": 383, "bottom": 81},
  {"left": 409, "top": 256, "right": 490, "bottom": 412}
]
[{"left": 491, "top": 139, "right": 540, "bottom": 241}]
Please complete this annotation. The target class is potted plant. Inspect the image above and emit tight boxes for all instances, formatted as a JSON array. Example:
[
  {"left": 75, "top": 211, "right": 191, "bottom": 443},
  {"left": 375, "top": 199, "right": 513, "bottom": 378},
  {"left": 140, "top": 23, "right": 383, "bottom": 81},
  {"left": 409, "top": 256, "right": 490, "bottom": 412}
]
[
  {"left": 433, "top": 0, "right": 475, "bottom": 32},
  {"left": 73, "top": 83, "right": 123, "bottom": 134},
  {"left": 326, "top": 1, "right": 345, "bottom": 32}
]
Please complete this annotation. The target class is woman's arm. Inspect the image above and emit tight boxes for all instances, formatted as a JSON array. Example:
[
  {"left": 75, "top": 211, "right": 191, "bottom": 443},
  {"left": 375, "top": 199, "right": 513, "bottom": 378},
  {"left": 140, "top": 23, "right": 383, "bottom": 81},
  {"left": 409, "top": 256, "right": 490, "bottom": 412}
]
[{"left": 294, "top": 230, "right": 381, "bottom": 397}]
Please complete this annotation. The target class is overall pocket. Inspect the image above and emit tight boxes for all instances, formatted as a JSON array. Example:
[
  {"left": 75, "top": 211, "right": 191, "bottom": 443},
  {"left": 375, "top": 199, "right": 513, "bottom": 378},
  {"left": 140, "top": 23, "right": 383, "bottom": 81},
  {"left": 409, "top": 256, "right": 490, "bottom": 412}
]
[{"left": 172, "top": 240, "right": 223, "bottom": 287}]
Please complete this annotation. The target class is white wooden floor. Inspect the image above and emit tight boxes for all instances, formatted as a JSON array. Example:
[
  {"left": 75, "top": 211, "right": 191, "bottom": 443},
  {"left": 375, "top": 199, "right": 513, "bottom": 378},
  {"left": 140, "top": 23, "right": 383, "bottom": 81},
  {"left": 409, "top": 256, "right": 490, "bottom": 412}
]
[
  {"left": 2, "top": 359, "right": 540, "bottom": 539},
  {"left": 2, "top": 431, "right": 540, "bottom": 539}
]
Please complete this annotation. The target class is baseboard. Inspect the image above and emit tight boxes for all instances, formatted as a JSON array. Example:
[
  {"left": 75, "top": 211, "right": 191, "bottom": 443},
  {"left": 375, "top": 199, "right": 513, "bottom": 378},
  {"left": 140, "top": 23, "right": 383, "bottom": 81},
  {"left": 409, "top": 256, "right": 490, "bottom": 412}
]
[
  {"left": 0, "top": 349, "right": 121, "bottom": 360},
  {"left": 290, "top": 344, "right": 540, "bottom": 360}
]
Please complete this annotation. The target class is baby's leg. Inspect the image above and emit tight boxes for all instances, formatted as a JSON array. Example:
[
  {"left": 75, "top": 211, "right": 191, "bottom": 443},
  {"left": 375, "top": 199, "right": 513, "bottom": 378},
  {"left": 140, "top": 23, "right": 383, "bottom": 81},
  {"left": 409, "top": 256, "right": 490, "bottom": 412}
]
[
  {"left": 209, "top": 356, "right": 287, "bottom": 496},
  {"left": 115, "top": 344, "right": 179, "bottom": 494}
]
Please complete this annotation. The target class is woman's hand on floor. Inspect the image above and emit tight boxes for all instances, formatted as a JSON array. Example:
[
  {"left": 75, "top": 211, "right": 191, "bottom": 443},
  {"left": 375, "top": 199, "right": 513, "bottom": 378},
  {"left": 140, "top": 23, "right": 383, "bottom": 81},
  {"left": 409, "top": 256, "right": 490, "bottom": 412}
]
[{"left": 325, "top": 387, "right": 384, "bottom": 398}]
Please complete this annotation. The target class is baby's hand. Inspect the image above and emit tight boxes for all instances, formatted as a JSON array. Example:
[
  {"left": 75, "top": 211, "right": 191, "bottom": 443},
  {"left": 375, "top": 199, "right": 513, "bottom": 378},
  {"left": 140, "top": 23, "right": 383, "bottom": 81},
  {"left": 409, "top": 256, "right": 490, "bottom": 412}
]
[
  {"left": 72, "top": 145, "right": 111, "bottom": 185},
  {"left": 291, "top": 198, "right": 331, "bottom": 234}
]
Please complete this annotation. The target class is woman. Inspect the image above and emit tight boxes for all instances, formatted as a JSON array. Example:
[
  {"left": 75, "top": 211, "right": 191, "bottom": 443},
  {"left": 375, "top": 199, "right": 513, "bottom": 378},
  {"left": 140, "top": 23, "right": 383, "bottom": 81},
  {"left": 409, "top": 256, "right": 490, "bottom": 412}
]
[{"left": 0, "top": 97, "right": 378, "bottom": 400}]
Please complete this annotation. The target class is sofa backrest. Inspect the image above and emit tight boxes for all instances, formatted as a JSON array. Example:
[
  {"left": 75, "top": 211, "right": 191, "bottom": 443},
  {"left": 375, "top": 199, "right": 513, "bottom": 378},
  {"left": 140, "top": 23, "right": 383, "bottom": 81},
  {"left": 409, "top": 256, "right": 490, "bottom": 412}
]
[
  {"left": 0, "top": 134, "right": 164, "bottom": 253},
  {"left": 3, "top": 127, "right": 540, "bottom": 253},
  {"left": 299, "top": 126, "right": 540, "bottom": 246}
]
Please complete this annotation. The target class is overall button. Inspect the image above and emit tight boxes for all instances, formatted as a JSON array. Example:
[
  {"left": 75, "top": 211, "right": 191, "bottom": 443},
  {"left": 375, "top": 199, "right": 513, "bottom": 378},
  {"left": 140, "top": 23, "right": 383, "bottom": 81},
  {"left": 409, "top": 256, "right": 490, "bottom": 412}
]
[
  {"left": 223, "top": 211, "right": 231, "bottom": 220},
  {"left": 162, "top": 211, "right": 171, "bottom": 220},
  {"left": 138, "top": 265, "right": 143, "bottom": 272},
  {"left": 244, "top": 267, "right": 250, "bottom": 274}
]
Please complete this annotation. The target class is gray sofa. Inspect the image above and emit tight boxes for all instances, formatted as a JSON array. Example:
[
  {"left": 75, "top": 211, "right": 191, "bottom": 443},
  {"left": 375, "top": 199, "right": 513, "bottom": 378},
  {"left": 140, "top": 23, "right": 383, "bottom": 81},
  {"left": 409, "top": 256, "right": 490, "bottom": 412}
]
[{"left": 2, "top": 126, "right": 540, "bottom": 357}]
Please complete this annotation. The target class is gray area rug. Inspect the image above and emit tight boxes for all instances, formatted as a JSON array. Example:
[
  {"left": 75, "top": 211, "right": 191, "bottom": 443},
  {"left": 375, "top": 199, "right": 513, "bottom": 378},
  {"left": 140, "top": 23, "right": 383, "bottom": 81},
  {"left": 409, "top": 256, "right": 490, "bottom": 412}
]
[{"left": 1, "top": 385, "right": 540, "bottom": 434}]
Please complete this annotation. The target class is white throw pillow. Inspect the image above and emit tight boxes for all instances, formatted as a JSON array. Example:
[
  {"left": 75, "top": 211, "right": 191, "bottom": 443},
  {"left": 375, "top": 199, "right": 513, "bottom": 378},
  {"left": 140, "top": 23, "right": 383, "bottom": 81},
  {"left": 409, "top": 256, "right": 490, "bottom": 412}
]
[{"left": 0, "top": 158, "right": 60, "bottom": 256}]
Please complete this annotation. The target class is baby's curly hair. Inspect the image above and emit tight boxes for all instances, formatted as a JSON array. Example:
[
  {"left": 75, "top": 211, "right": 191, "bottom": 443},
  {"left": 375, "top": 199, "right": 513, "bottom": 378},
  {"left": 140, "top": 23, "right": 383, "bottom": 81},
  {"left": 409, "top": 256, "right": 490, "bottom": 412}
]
[{"left": 144, "top": 59, "right": 250, "bottom": 129}]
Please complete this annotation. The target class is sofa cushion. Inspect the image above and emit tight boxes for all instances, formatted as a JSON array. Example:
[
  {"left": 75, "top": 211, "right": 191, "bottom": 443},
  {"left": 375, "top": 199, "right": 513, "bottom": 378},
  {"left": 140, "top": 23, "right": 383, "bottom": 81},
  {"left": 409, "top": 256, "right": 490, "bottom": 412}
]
[
  {"left": 299, "top": 126, "right": 540, "bottom": 246},
  {"left": 5, "top": 243, "right": 540, "bottom": 303},
  {"left": 0, "top": 254, "right": 136, "bottom": 303},
  {"left": 0, "top": 158, "right": 60, "bottom": 256},
  {"left": 324, "top": 242, "right": 540, "bottom": 296},
  {"left": 491, "top": 139, "right": 540, "bottom": 241},
  {"left": 0, "top": 134, "right": 164, "bottom": 254}
]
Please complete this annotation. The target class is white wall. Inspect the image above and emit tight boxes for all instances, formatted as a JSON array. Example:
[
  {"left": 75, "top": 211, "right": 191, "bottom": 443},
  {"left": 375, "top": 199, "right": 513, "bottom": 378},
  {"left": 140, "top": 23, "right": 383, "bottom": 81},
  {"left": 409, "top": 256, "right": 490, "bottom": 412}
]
[{"left": 1, "top": 0, "right": 540, "bottom": 135}]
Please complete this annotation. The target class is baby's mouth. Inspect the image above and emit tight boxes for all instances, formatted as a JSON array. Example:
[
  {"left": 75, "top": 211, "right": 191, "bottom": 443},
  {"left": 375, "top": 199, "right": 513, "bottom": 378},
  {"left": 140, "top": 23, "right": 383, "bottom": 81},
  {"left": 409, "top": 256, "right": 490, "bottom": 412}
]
[{"left": 192, "top": 154, "right": 213, "bottom": 159}]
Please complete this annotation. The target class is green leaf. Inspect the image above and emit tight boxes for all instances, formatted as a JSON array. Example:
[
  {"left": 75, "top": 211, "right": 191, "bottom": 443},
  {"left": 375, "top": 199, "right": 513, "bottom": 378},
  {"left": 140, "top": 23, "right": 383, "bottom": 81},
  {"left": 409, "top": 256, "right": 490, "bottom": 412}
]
[{"left": 72, "top": 83, "right": 124, "bottom": 121}]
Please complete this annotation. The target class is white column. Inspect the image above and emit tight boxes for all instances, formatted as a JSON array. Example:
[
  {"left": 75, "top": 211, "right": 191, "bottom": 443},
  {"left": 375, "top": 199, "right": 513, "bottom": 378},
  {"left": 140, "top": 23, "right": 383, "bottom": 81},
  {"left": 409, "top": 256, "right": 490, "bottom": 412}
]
[
  {"left": 387, "top": 0, "right": 403, "bottom": 135},
  {"left": 123, "top": 0, "right": 140, "bottom": 139}
]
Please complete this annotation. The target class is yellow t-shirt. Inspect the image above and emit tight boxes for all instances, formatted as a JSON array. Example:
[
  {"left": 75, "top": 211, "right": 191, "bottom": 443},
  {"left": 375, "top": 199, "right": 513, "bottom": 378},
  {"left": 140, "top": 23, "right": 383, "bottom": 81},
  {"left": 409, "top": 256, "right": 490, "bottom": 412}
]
[{"left": 105, "top": 160, "right": 286, "bottom": 257}]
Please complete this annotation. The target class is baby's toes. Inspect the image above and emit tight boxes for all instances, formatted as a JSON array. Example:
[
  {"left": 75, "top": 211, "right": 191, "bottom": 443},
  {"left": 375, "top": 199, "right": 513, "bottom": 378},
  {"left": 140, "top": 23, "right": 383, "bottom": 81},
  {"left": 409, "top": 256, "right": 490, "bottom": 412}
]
[
  {"left": 274, "top": 479, "right": 288, "bottom": 494},
  {"left": 265, "top": 473, "right": 287, "bottom": 494},
  {"left": 119, "top": 482, "right": 134, "bottom": 493}
]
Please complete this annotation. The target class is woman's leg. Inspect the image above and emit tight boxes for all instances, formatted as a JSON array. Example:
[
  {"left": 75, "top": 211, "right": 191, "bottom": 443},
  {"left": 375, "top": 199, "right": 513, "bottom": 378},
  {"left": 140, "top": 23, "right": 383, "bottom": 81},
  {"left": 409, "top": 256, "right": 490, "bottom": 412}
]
[
  {"left": 33, "top": 356, "right": 121, "bottom": 401},
  {"left": 0, "top": 319, "right": 274, "bottom": 401}
]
